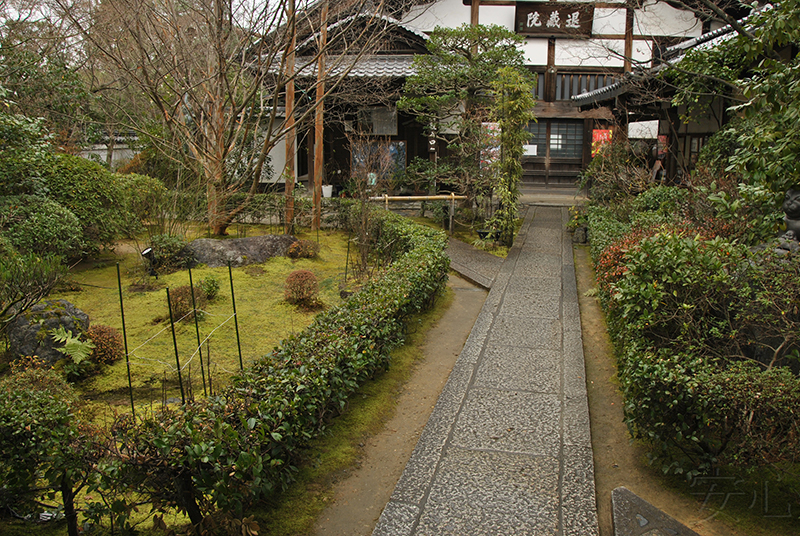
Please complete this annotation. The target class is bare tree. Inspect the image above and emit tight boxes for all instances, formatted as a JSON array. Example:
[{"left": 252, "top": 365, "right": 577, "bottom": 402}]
[
  {"left": 52, "top": 0, "right": 427, "bottom": 235},
  {"left": 346, "top": 129, "right": 400, "bottom": 273}
]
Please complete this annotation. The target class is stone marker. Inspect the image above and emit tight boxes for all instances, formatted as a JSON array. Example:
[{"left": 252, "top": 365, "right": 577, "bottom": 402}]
[{"left": 612, "top": 487, "right": 701, "bottom": 536}]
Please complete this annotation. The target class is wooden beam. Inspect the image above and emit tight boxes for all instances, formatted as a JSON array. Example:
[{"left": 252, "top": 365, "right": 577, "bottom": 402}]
[{"left": 624, "top": 6, "right": 634, "bottom": 72}]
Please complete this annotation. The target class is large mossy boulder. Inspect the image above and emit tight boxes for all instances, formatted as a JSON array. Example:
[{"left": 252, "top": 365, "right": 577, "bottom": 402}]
[
  {"left": 186, "top": 235, "right": 297, "bottom": 268},
  {"left": 8, "top": 300, "right": 89, "bottom": 365}
]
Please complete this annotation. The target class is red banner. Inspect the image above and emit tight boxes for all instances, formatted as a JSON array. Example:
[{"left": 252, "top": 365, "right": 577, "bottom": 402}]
[{"left": 592, "top": 129, "right": 612, "bottom": 157}]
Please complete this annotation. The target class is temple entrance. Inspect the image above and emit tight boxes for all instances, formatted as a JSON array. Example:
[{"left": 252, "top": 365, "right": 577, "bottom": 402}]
[{"left": 522, "top": 119, "right": 585, "bottom": 188}]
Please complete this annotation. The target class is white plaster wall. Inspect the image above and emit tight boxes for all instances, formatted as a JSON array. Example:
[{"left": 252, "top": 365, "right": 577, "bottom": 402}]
[
  {"left": 479, "top": 5, "right": 515, "bottom": 29},
  {"left": 593, "top": 7, "right": 627, "bottom": 35},
  {"left": 555, "top": 38, "right": 626, "bottom": 68},
  {"left": 401, "top": 0, "right": 515, "bottom": 33},
  {"left": 628, "top": 120, "right": 658, "bottom": 138},
  {"left": 403, "top": 0, "right": 701, "bottom": 39},
  {"left": 634, "top": 0, "right": 701, "bottom": 37},
  {"left": 709, "top": 20, "right": 726, "bottom": 32},
  {"left": 401, "top": 0, "right": 471, "bottom": 32},
  {"left": 266, "top": 137, "right": 288, "bottom": 184},
  {"left": 631, "top": 39, "right": 653, "bottom": 68},
  {"left": 80, "top": 145, "right": 134, "bottom": 169},
  {"left": 522, "top": 38, "right": 549, "bottom": 66}
]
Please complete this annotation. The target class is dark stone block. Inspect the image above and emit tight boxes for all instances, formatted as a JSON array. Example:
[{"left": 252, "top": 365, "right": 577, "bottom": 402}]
[
  {"left": 612, "top": 487, "right": 701, "bottom": 536},
  {"left": 186, "top": 235, "right": 297, "bottom": 267},
  {"left": 8, "top": 300, "right": 90, "bottom": 365}
]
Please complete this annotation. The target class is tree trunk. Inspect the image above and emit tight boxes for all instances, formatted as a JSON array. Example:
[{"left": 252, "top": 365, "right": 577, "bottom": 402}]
[
  {"left": 206, "top": 157, "right": 232, "bottom": 236},
  {"left": 60, "top": 475, "right": 79, "bottom": 536},
  {"left": 175, "top": 471, "right": 204, "bottom": 531}
]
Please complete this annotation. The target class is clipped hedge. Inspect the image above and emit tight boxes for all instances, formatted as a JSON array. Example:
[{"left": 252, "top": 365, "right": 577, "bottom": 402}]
[
  {"left": 0, "top": 194, "right": 84, "bottom": 258},
  {"left": 109, "top": 212, "right": 450, "bottom": 522},
  {"left": 588, "top": 190, "right": 800, "bottom": 478},
  {"left": 42, "top": 154, "right": 129, "bottom": 251}
]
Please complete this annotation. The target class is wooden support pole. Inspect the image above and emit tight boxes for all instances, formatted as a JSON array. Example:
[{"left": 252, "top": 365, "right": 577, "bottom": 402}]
[
  {"left": 284, "top": 0, "right": 296, "bottom": 234},
  {"left": 624, "top": 6, "right": 634, "bottom": 73},
  {"left": 312, "top": 0, "right": 328, "bottom": 231},
  {"left": 471, "top": 0, "right": 480, "bottom": 55}
]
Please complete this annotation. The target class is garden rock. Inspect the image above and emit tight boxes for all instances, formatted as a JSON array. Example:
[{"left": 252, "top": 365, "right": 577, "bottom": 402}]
[
  {"left": 186, "top": 235, "right": 298, "bottom": 268},
  {"left": 572, "top": 226, "right": 588, "bottom": 244},
  {"left": 8, "top": 300, "right": 90, "bottom": 366}
]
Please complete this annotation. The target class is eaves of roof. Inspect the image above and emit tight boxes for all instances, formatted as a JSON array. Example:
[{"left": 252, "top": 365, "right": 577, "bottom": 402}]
[
  {"left": 659, "top": 3, "right": 772, "bottom": 64},
  {"left": 292, "top": 54, "right": 417, "bottom": 78},
  {"left": 570, "top": 4, "right": 771, "bottom": 108},
  {"left": 570, "top": 74, "right": 634, "bottom": 108}
]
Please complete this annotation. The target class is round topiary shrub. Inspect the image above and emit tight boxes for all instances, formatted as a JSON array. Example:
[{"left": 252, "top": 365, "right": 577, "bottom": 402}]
[
  {"left": 42, "top": 153, "right": 129, "bottom": 251},
  {"left": 0, "top": 195, "right": 84, "bottom": 258},
  {"left": 284, "top": 270, "right": 321, "bottom": 309},
  {"left": 86, "top": 324, "right": 124, "bottom": 365},
  {"left": 286, "top": 239, "right": 321, "bottom": 259}
]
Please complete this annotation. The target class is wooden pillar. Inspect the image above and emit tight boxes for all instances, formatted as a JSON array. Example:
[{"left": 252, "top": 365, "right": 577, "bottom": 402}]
[
  {"left": 312, "top": 0, "right": 328, "bottom": 231},
  {"left": 624, "top": 7, "right": 634, "bottom": 73},
  {"left": 284, "top": 0, "right": 296, "bottom": 234},
  {"left": 471, "top": 0, "right": 480, "bottom": 25}
]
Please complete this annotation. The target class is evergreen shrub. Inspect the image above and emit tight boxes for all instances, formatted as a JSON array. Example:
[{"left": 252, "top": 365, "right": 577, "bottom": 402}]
[
  {"left": 148, "top": 234, "right": 194, "bottom": 271},
  {"left": 0, "top": 195, "right": 84, "bottom": 258},
  {"left": 106, "top": 212, "right": 450, "bottom": 522},
  {"left": 589, "top": 193, "right": 800, "bottom": 478}
]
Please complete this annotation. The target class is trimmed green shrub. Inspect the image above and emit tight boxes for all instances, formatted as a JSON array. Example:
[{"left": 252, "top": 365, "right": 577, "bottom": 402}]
[
  {"left": 106, "top": 212, "right": 450, "bottom": 522},
  {"left": 0, "top": 110, "right": 52, "bottom": 198},
  {"left": 42, "top": 153, "right": 129, "bottom": 251},
  {"left": 587, "top": 205, "right": 631, "bottom": 262},
  {"left": 586, "top": 173, "right": 800, "bottom": 479},
  {"left": 286, "top": 239, "right": 320, "bottom": 259},
  {"left": 148, "top": 234, "right": 194, "bottom": 271},
  {"left": 593, "top": 225, "right": 800, "bottom": 476},
  {"left": 0, "top": 359, "right": 98, "bottom": 536},
  {"left": 0, "top": 195, "right": 84, "bottom": 258},
  {"left": 628, "top": 185, "right": 690, "bottom": 213},
  {"left": 284, "top": 269, "right": 321, "bottom": 308},
  {"left": 198, "top": 275, "right": 220, "bottom": 301},
  {"left": 117, "top": 172, "right": 169, "bottom": 236}
]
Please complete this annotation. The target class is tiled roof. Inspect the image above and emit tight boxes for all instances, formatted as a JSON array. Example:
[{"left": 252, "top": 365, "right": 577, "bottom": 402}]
[
  {"left": 660, "top": 4, "right": 772, "bottom": 64},
  {"left": 293, "top": 54, "right": 416, "bottom": 78},
  {"left": 570, "top": 4, "right": 771, "bottom": 107},
  {"left": 570, "top": 74, "right": 631, "bottom": 107}
]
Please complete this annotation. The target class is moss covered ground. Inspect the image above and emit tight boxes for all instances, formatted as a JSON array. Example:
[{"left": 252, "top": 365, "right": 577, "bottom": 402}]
[{"left": 48, "top": 226, "right": 350, "bottom": 416}]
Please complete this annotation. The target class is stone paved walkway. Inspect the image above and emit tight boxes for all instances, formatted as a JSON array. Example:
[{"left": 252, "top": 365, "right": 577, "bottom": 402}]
[
  {"left": 373, "top": 205, "right": 598, "bottom": 535},
  {"left": 446, "top": 238, "right": 504, "bottom": 290}
]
